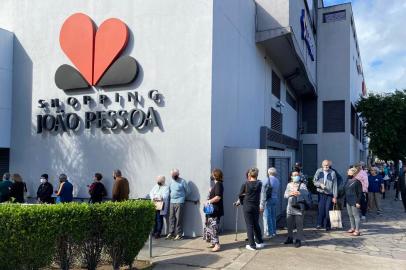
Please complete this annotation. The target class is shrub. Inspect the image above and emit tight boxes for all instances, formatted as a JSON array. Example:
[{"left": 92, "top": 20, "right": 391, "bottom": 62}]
[
  {"left": 0, "top": 204, "right": 58, "bottom": 270},
  {"left": 0, "top": 200, "right": 155, "bottom": 270},
  {"left": 100, "top": 201, "right": 155, "bottom": 270}
]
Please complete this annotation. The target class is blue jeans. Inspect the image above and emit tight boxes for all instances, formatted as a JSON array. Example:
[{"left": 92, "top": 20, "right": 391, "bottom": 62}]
[
  {"left": 153, "top": 210, "right": 164, "bottom": 235},
  {"left": 317, "top": 193, "right": 333, "bottom": 229},
  {"left": 263, "top": 198, "right": 278, "bottom": 236}
]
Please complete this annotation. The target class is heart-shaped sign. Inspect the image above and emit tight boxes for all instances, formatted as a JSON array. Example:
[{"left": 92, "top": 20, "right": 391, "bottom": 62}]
[
  {"left": 59, "top": 14, "right": 128, "bottom": 86},
  {"left": 93, "top": 18, "right": 128, "bottom": 85},
  {"left": 60, "top": 13, "right": 95, "bottom": 85}
]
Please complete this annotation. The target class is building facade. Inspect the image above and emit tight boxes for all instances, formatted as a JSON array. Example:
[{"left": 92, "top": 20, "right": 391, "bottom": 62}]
[{"left": 0, "top": 0, "right": 366, "bottom": 234}]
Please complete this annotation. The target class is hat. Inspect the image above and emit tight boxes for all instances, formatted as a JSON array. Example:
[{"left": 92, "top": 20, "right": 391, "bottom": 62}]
[{"left": 41, "top": 173, "right": 48, "bottom": 180}]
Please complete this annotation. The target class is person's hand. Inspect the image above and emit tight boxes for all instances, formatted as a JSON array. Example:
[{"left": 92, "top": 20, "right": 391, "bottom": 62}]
[
  {"left": 320, "top": 183, "right": 325, "bottom": 189},
  {"left": 355, "top": 203, "right": 361, "bottom": 208},
  {"left": 290, "top": 191, "right": 297, "bottom": 196},
  {"left": 260, "top": 208, "right": 264, "bottom": 213},
  {"left": 206, "top": 200, "right": 211, "bottom": 205},
  {"left": 381, "top": 188, "right": 385, "bottom": 193},
  {"left": 332, "top": 197, "right": 337, "bottom": 204}
]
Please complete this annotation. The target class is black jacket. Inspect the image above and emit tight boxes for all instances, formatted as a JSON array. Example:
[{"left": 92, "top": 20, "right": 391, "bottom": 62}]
[
  {"left": 344, "top": 178, "right": 362, "bottom": 206},
  {"left": 37, "top": 182, "right": 54, "bottom": 203},
  {"left": 239, "top": 181, "right": 262, "bottom": 210},
  {"left": 10, "top": 182, "right": 27, "bottom": 203}
]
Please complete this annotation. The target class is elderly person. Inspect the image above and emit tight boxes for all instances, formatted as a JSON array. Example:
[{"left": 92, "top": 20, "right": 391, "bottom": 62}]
[
  {"left": 149, "top": 175, "right": 170, "bottom": 239},
  {"left": 238, "top": 168, "right": 265, "bottom": 251},
  {"left": 166, "top": 169, "right": 190, "bottom": 240},
  {"left": 368, "top": 167, "right": 384, "bottom": 215},
  {"left": 112, "top": 169, "right": 130, "bottom": 202},
  {"left": 354, "top": 162, "right": 369, "bottom": 220},
  {"left": 55, "top": 174, "right": 73, "bottom": 203},
  {"left": 203, "top": 169, "right": 224, "bottom": 252},
  {"left": 314, "top": 160, "right": 338, "bottom": 231},
  {"left": 284, "top": 171, "right": 309, "bottom": 248},
  {"left": 262, "top": 167, "right": 280, "bottom": 238},
  {"left": 344, "top": 167, "right": 362, "bottom": 236}
]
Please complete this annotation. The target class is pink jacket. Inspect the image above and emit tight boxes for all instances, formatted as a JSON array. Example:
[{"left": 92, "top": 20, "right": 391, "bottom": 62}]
[{"left": 355, "top": 170, "right": 369, "bottom": 192}]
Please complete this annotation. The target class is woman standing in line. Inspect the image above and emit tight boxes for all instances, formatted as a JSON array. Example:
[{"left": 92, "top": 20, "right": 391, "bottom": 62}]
[
  {"left": 344, "top": 167, "right": 363, "bottom": 236},
  {"left": 284, "top": 171, "right": 309, "bottom": 248},
  {"left": 149, "top": 175, "right": 170, "bottom": 239},
  {"left": 10, "top": 173, "right": 27, "bottom": 203},
  {"left": 203, "top": 169, "right": 224, "bottom": 252},
  {"left": 237, "top": 168, "right": 265, "bottom": 251}
]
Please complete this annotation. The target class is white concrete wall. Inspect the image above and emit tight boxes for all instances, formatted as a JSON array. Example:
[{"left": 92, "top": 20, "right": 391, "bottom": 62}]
[
  {"left": 0, "top": 29, "right": 13, "bottom": 148},
  {"left": 0, "top": 0, "right": 213, "bottom": 236},
  {"left": 255, "top": 0, "right": 289, "bottom": 32},
  {"left": 211, "top": 0, "right": 265, "bottom": 169},
  {"left": 211, "top": 0, "right": 299, "bottom": 169}
]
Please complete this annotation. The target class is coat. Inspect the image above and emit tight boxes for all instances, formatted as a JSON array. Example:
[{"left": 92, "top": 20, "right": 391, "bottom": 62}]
[{"left": 112, "top": 177, "right": 130, "bottom": 202}]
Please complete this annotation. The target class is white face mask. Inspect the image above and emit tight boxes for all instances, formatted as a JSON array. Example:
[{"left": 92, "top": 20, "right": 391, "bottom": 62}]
[{"left": 40, "top": 178, "right": 46, "bottom": 183}]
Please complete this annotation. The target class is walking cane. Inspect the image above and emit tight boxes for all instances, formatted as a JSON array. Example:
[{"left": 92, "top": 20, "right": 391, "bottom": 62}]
[{"left": 234, "top": 203, "right": 239, "bottom": 241}]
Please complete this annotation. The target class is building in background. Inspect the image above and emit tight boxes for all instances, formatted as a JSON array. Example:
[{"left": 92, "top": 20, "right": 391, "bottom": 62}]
[{"left": 0, "top": 0, "right": 366, "bottom": 234}]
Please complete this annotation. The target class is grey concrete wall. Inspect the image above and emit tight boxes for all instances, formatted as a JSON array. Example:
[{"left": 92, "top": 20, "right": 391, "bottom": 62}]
[
  {"left": 0, "top": 0, "right": 213, "bottom": 236},
  {"left": 0, "top": 29, "right": 13, "bottom": 148}
]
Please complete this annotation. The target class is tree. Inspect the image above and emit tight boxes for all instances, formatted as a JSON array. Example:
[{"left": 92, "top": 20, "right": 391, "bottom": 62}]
[{"left": 356, "top": 90, "right": 406, "bottom": 211}]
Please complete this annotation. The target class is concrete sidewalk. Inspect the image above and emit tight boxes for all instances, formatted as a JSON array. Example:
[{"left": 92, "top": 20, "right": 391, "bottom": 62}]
[{"left": 142, "top": 190, "right": 406, "bottom": 269}]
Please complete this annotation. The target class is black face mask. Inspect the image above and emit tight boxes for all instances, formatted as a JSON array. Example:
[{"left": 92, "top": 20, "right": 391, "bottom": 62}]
[
  {"left": 158, "top": 182, "right": 163, "bottom": 186},
  {"left": 172, "top": 175, "right": 179, "bottom": 180},
  {"left": 210, "top": 176, "right": 214, "bottom": 181}
]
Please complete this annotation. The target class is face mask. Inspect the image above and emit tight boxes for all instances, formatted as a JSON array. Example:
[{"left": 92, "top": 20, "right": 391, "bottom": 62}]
[
  {"left": 40, "top": 178, "right": 46, "bottom": 183},
  {"left": 210, "top": 176, "right": 214, "bottom": 181},
  {"left": 292, "top": 176, "right": 301, "bottom": 183},
  {"left": 172, "top": 175, "right": 179, "bottom": 180},
  {"left": 157, "top": 182, "right": 163, "bottom": 186}
]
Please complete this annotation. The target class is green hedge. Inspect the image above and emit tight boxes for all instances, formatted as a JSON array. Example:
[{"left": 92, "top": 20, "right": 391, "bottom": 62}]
[{"left": 0, "top": 200, "right": 155, "bottom": 270}]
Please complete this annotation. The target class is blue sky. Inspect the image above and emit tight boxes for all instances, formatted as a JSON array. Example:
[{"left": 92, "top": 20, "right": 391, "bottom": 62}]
[{"left": 323, "top": 0, "right": 406, "bottom": 93}]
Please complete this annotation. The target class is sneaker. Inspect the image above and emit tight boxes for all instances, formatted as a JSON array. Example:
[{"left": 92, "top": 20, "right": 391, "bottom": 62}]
[
  {"left": 361, "top": 216, "right": 366, "bottom": 220},
  {"left": 211, "top": 244, "right": 221, "bottom": 252},
  {"left": 271, "top": 233, "right": 276, "bottom": 238},
  {"left": 255, "top": 242, "right": 265, "bottom": 249},
  {"left": 245, "top": 245, "right": 256, "bottom": 251},
  {"left": 316, "top": 225, "right": 322, "bottom": 230},
  {"left": 165, "top": 234, "right": 174, "bottom": 240},
  {"left": 295, "top": 240, "right": 301, "bottom": 248},
  {"left": 284, "top": 237, "right": 293, "bottom": 244},
  {"left": 174, "top": 235, "right": 183, "bottom": 240}
]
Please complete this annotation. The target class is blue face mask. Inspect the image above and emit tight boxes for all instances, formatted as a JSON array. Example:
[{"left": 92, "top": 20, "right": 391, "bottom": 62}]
[{"left": 292, "top": 176, "right": 301, "bottom": 182}]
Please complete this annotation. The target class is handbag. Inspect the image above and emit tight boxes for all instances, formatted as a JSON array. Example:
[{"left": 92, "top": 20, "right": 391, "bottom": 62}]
[
  {"left": 154, "top": 200, "right": 164, "bottom": 211},
  {"left": 203, "top": 203, "right": 214, "bottom": 215},
  {"left": 291, "top": 183, "right": 308, "bottom": 211},
  {"left": 329, "top": 203, "right": 343, "bottom": 228}
]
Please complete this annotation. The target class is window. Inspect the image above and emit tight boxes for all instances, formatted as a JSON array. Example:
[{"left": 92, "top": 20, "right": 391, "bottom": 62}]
[
  {"left": 323, "top": 100, "right": 345, "bottom": 132},
  {"left": 303, "top": 144, "right": 318, "bottom": 177},
  {"left": 323, "top": 10, "right": 346, "bottom": 23},
  {"left": 272, "top": 71, "right": 281, "bottom": 99},
  {"left": 302, "top": 97, "right": 317, "bottom": 134},
  {"left": 286, "top": 91, "right": 297, "bottom": 110},
  {"left": 351, "top": 105, "right": 356, "bottom": 136},
  {"left": 271, "top": 108, "right": 282, "bottom": 133},
  {"left": 0, "top": 148, "right": 10, "bottom": 177}
]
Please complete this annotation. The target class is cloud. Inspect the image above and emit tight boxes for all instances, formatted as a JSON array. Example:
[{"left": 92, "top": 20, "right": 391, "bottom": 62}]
[{"left": 323, "top": 0, "right": 406, "bottom": 93}]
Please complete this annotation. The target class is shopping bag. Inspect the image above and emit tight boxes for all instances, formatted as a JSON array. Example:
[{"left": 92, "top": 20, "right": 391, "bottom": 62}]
[
  {"left": 154, "top": 200, "right": 164, "bottom": 210},
  {"left": 329, "top": 204, "right": 342, "bottom": 229}
]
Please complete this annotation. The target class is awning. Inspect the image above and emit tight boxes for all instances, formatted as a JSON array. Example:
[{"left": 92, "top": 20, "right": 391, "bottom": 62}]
[{"left": 256, "top": 27, "right": 317, "bottom": 97}]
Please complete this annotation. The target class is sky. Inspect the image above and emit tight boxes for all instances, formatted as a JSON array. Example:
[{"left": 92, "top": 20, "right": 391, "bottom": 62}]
[{"left": 323, "top": 0, "right": 406, "bottom": 93}]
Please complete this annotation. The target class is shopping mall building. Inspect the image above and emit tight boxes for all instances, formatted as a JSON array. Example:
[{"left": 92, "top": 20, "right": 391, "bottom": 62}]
[{"left": 0, "top": 0, "right": 367, "bottom": 235}]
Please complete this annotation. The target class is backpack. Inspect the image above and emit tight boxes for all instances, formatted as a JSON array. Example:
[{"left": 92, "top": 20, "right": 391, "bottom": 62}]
[{"left": 265, "top": 177, "right": 273, "bottom": 200}]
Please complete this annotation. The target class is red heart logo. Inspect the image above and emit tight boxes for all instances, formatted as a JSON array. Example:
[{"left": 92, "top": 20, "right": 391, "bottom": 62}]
[
  {"left": 60, "top": 13, "right": 95, "bottom": 85},
  {"left": 59, "top": 14, "right": 128, "bottom": 86},
  {"left": 93, "top": 18, "right": 128, "bottom": 85}
]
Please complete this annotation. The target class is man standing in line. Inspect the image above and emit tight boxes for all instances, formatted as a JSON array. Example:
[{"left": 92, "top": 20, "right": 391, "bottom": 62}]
[
  {"left": 262, "top": 167, "right": 280, "bottom": 238},
  {"left": 313, "top": 160, "right": 338, "bottom": 231},
  {"left": 37, "top": 173, "right": 54, "bottom": 204},
  {"left": 166, "top": 169, "right": 190, "bottom": 240},
  {"left": 112, "top": 169, "right": 130, "bottom": 202}
]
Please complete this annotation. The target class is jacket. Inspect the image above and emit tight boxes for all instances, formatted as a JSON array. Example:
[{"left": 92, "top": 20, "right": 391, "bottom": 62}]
[
  {"left": 313, "top": 168, "right": 338, "bottom": 197},
  {"left": 343, "top": 178, "right": 362, "bottom": 206},
  {"left": 57, "top": 180, "right": 73, "bottom": 203},
  {"left": 112, "top": 177, "right": 130, "bottom": 202},
  {"left": 89, "top": 181, "right": 107, "bottom": 203},
  {"left": 149, "top": 184, "right": 170, "bottom": 215},
  {"left": 10, "top": 182, "right": 27, "bottom": 203},
  {"left": 284, "top": 182, "right": 310, "bottom": 216},
  {"left": 37, "top": 182, "right": 54, "bottom": 203}
]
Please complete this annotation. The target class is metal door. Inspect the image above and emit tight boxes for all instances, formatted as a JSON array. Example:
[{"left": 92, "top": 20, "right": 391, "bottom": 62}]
[{"left": 268, "top": 157, "right": 290, "bottom": 217}]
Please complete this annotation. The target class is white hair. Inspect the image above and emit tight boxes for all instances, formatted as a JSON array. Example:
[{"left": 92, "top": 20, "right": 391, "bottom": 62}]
[
  {"left": 171, "top": 168, "right": 179, "bottom": 175},
  {"left": 268, "top": 167, "right": 277, "bottom": 176},
  {"left": 156, "top": 175, "right": 165, "bottom": 183}
]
